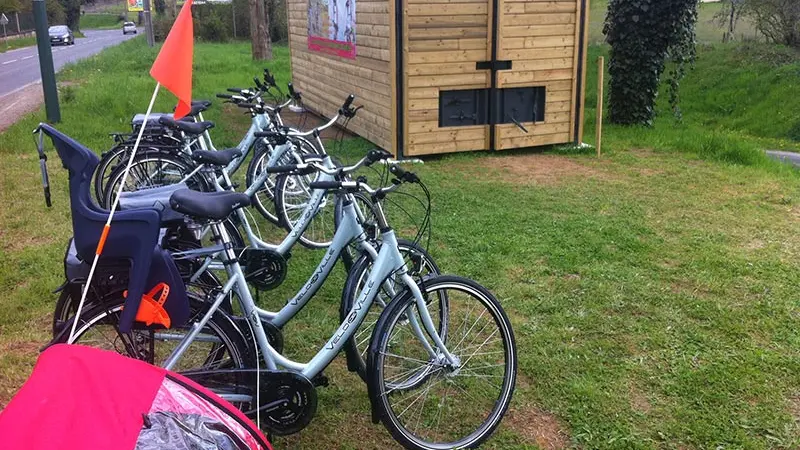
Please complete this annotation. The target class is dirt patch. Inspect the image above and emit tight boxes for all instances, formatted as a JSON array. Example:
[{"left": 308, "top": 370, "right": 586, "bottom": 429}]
[
  {"left": 505, "top": 404, "right": 570, "bottom": 449},
  {"left": 469, "top": 154, "right": 604, "bottom": 186},
  {"left": 629, "top": 385, "right": 652, "bottom": 414},
  {"left": 0, "top": 83, "right": 44, "bottom": 133},
  {"left": 789, "top": 394, "right": 800, "bottom": 424}
]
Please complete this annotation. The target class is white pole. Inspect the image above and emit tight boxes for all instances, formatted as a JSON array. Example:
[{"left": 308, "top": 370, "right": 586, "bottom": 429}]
[{"left": 68, "top": 83, "right": 162, "bottom": 343}]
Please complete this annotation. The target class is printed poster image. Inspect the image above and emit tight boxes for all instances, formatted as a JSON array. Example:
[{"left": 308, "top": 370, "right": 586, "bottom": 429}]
[
  {"left": 127, "top": 0, "right": 144, "bottom": 12},
  {"left": 307, "top": 0, "right": 356, "bottom": 59}
]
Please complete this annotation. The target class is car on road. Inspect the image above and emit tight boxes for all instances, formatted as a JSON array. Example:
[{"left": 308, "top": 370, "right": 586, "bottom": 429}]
[
  {"left": 122, "top": 22, "right": 137, "bottom": 35},
  {"left": 48, "top": 25, "right": 74, "bottom": 46}
]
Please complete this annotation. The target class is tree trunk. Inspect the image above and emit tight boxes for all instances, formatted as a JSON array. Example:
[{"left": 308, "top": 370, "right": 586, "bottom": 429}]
[
  {"left": 169, "top": 0, "right": 177, "bottom": 17},
  {"left": 249, "top": 0, "right": 272, "bottom": 60}
]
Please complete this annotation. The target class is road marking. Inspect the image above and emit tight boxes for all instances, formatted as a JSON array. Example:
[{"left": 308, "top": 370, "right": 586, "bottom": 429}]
[
  {"left": 21, "top": 55, "right": 33, "bottom": 60},
  {"left": 1, "top": 59, "right": 17, "bottom": 65}
]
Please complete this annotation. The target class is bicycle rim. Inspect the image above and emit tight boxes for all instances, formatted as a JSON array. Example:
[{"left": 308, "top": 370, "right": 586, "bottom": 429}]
[{"left": 372, "top": 278, "right": 516, "bottom": 449}]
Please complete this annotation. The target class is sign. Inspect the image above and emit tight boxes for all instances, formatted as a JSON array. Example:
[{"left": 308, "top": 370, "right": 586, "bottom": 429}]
[
  {"left": 127, "top": 0, "right": 154, "bottom": 12},
  {"left": 307, "top": 0, "right": 356, "bottom": 59},
  {"left": 0, "top": 13, "right": 9, "bottom": 26}
]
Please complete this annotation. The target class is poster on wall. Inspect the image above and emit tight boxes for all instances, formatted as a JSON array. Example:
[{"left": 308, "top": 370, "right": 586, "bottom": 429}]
[
  {"left": 307, "top": 0, "right": 356, "bottom": 59},
  {"left": 127, "top": 0, "right": 144, "bottom": 12},
  {"left": 127, "top": 0, "right": 154, "bottom": 12}
]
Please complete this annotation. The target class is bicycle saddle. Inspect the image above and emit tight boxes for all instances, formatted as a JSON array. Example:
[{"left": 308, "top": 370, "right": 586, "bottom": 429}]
[
  {"left": 170, "top": 189, "right": 251, "bottom": 221},
  {"left": 191, "top": 148, "right": 242, "bottom": 167},
  {"left": 158, "top": 116, "right": 215, "bottom": 135}
]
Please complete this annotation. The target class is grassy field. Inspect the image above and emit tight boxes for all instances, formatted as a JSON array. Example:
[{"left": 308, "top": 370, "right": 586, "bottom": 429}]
[
  {"left": 2, "top": 33, "right": 800, "bottom": 450},
  {"left": 80, "top": 13, "right": 124, "bottom": 30},
  {"left": 588, "top": 0, "right": 761, "bottom": 45},
  {"left": 0, "top": 36, "right": 38, "bottom": 53}
]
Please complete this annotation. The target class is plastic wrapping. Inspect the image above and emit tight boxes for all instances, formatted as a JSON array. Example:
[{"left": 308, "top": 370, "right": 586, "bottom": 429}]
[
  {"left": 136, "top": 412, "right": 250, "bottom": 450},
  {"left": 142, "top": 378, "right": 264, "bottom": 450}
]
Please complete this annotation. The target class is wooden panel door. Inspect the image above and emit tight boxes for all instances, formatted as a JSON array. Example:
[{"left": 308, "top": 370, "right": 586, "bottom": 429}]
[
  {"left": 493, "top": 0, "right": 585, "bottom": 150},
  {"left": 403, "top": 0, "right": 492, "bottom": 156}
]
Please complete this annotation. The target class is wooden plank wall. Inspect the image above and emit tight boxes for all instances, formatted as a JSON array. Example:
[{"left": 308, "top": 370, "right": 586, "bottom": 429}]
[
  {"left": 494, "top": 0, "right": 586, "bottom": 149},
  {"left": 287, "top": 0, "right": 393, "bottom": 150},
  {"left": 403, "top": 0, "right": 492, "bottom": 156}
]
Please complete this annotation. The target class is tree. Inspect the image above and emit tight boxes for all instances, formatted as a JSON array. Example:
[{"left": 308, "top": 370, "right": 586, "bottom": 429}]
[
  {"left": 742, "top": 0, "right": 800, "bottom": 47},
  {"left": 716, "top": 0, "right": 745, "bottom": 42},
  {"left": 58, "top": 0, "right": 81, "bottom": 29},
  {"left": 603, "top": 0, "right": 699, "bottom": 125},
  {"left": 249, "top": 0, "right": 272, "bottom": 60},
  {"left": 0, "top": 0, "right": 21, "bottom": 13}
]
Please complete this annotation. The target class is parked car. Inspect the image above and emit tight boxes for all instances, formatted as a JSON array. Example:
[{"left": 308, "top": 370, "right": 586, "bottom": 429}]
[
  {"left": 48, "top": 25, "right": 74, "bottom": 46},
  {"left": 122, "top": 22, "right": 137, "bottom": 35}
]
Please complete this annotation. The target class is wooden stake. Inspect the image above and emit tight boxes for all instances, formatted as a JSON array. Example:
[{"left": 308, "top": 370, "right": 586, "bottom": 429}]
[{"left": 595, "top": 55, "right": 604, "bottom": 157}]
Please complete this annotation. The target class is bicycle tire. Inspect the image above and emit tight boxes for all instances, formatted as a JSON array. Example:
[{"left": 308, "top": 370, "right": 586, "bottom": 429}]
[
  {"left": 367, "top": 275, "right": 517, "bottom": 450},
  {"left": 246, "top": 137, "right": 318, "bottom": 226},
  {"left": 93, "top": 140, "right": 182, "bottom": 204},
  {"left": 339, "top": 238, "right": 441, "bottom": 382},
  {"left": 56, "top": 293, "right": 254, "bottom": 410},
  {"left": 102, "top": 150, "right": 205, "bottom": 208},
  {"left": 274, "top": 171, "right": 337, "bottom": 249}
]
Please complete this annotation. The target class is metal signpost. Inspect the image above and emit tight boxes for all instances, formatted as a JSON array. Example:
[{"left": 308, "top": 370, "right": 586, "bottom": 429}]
[
  {"left": 1, "top": 13, "right": 8, "bottom": 50},
  {"left": 32, "top": 0, "right": 61, "bottom": 123}
]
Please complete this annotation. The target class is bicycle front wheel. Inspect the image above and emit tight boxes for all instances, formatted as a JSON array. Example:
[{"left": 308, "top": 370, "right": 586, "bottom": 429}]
[{"left": 367, "top": 275, "right": 517, "bottom": 450}]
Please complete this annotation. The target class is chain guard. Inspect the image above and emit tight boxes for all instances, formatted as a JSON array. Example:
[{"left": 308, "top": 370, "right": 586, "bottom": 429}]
[
  {"left": 253, "top": 371, "right": 317, "bottom": 436},
  {"left": 242, "top": 248, "right": 287, "bottom": 291}
]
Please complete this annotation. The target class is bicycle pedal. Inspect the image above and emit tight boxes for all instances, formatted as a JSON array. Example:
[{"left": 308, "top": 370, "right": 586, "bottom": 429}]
[{"left": 311, "top": 373, "right": 329, "bottom": 388}]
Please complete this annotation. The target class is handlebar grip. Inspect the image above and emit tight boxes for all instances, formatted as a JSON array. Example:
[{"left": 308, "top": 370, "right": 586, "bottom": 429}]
[
  {"left": 216, "top": 93, "right": 233, "bottom": 99},
  {"left": 309, "top": 181, "right": 342, "bottom": 190},
  {"left": 389, "top": 164, "right": 406, "bottom": 178},
  {"left": 227, "top": 88, "right": 245, "bottom": 93},
  {"left": 266, "top": 165, "right": 300, "bottom": 174},
  {"left": 254, "top": 131, "right": 274, "bottom": 138},
  {"left": 365, "top": 148, "right": 393, "bottom": 166},
  {"left": 253, "top": 77, "right": 265, "bottom": 90},
  {"left": 341, "top": 94, "right": 355, "bottom": 112},
  {"left": 288, "top": 83, "right": 300, "bottom": 100},
  {"left": 264, "top": 68, "right": 276, "bottom": 86}
]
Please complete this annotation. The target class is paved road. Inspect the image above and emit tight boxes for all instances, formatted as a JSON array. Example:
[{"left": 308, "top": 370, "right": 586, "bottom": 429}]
[
  {"left": 0, "top": 28, "right": 140, "bottom": 97},
  {"left": 766, "top": 150, "right": 800, "bottom": 168}
]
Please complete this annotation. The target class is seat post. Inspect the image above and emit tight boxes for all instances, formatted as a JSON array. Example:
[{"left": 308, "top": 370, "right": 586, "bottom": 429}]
[{"left": 211, "top": 221, "right": 238, "bottom": 264}]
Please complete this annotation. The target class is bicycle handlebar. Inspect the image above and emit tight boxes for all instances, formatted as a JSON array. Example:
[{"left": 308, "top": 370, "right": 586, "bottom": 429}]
[{"left": 216, "top": 93, "right": 233, "bottom": 99}]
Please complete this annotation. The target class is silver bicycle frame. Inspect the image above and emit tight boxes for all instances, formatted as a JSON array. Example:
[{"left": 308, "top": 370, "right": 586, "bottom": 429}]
[{"left": 164, "top": 219, "right": 456, "bottom": 379}]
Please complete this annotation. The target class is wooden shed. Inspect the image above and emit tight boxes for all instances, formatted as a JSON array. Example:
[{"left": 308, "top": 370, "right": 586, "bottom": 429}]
[{"left": 287, "top": 0, "right": 590, "bottom": 157}]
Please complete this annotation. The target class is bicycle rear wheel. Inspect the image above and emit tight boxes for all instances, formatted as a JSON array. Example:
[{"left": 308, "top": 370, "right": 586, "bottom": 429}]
[
  {"left": 367, "top": 275, "right": 516, "bottom": 450},
  {"left": 102, "top": 151, "right": 206, "bottom": 208},
  {"left": 246, "top": 138, "right": 317, "bottom": 226},
  {"left": 274, "top": 171, "right": 337, "bottom": 249},
  {"left": 56, "top": 294, "right": 253, "bottom": 409}
]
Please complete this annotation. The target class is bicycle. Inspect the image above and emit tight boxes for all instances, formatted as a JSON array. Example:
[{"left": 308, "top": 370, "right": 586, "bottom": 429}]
[{"left": 56, "top": 154, "right": 517, "bottom": 449}]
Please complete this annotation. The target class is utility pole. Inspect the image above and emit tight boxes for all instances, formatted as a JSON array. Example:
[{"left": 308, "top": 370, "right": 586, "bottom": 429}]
[
  {"left": 32, "top": 0, "right": 61, "bottom": 123},
  {"left": 143, "top": 0, "right": 155, "bottom": 46}
]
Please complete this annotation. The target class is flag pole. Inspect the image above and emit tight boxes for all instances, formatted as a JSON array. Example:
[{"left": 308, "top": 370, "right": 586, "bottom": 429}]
[{"left": 68, "top": 83, "right": 162, "bottom": 343}]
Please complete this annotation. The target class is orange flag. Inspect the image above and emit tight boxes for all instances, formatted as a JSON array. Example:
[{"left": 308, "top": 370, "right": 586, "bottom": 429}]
[{"left": 150, "top": 0, "right": 194, "bottom": 119}]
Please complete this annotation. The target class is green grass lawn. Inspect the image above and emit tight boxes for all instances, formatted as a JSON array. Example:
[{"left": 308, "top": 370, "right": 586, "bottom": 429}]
[
  {"left": 80, "top": 13, "right": 124, "bottom": 30},
  {"left": 0, "top": 36, "right": 38, "bottom": 53},
  {"left": 1, "top": 38, "right": 800, "bottom": 449}
]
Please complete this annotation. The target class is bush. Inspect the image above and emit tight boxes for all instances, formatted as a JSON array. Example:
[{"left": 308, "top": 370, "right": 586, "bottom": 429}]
[
  {"left": 154, "top": 9, "right": 231, "bottom": 42},
  {"left": 195, "top": 8, "right": 229, "bottom": 42},
  {"left": 743, "top": 0, "right": 800, "bottom": 47}
]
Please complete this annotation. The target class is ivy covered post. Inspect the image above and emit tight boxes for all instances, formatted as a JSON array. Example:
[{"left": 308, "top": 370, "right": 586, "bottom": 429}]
[{"left": 604, "top": 0, "right": 699, "bottom": 125}]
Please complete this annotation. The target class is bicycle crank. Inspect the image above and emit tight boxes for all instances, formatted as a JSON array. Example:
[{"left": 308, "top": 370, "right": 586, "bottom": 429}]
[{"left": 247, "top": 371, "right": 317, "bottom": 436}]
